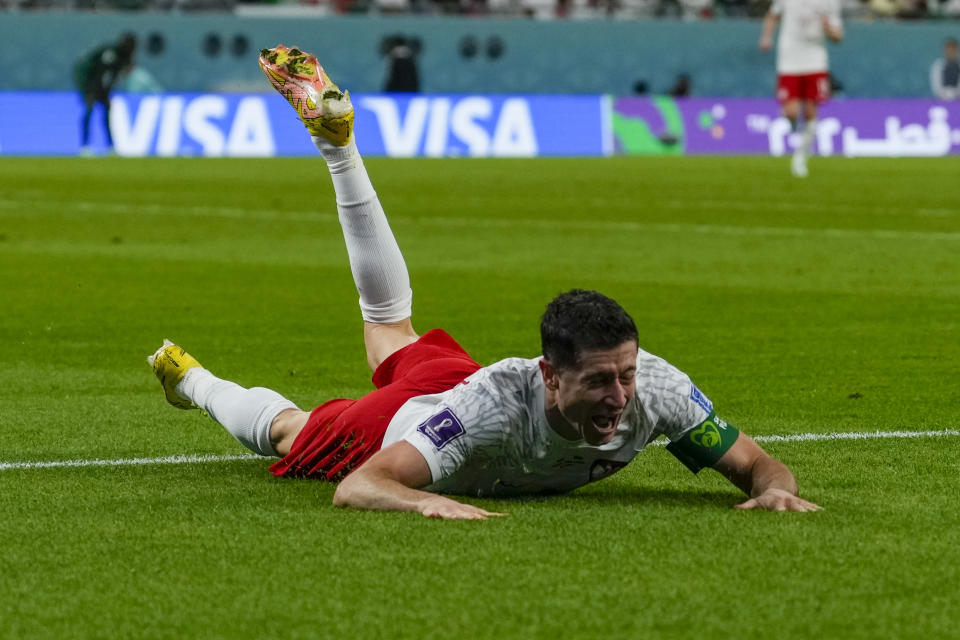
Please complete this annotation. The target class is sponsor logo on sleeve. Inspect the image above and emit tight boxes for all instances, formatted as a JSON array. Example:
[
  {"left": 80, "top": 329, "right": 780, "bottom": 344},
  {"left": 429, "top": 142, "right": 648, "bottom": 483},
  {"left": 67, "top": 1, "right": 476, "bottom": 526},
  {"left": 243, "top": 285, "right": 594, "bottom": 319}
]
[
  {"left": 416, "top": 408, "right": 466, "bottom": 450},
  {"left": 690, "top": 418, "right": 722, "bottom": 448},
  {"left": 689, "top": 384, "right": 713, "bottom": 414}
]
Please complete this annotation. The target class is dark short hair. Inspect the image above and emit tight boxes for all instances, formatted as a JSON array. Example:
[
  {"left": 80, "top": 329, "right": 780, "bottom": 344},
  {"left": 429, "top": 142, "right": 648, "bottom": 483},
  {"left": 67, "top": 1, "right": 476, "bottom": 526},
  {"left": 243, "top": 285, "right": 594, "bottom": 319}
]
[{"left": 540, "top": 289, "right": 638, "bottom": 371}]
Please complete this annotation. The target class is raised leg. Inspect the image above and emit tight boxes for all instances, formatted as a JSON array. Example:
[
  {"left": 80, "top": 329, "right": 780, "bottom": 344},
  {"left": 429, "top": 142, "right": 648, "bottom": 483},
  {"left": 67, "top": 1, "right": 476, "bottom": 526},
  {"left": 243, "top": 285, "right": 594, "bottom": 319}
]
[{"left": 259, "top": 45, "right": 419, "bottom": 371}]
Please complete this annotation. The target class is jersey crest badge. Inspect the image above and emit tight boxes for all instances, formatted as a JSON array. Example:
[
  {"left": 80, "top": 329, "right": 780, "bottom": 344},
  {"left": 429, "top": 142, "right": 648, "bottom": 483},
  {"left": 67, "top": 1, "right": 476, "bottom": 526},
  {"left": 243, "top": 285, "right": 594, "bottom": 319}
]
[{"left": 417, "top": 408, "right": 466, "bottom": 450}]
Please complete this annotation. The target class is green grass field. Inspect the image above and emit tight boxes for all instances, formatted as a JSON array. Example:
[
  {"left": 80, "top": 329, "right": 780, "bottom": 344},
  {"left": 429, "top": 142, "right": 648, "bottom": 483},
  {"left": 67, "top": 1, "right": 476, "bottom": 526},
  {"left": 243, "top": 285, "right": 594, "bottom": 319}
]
[{"left": 1, "top": 155, "right": 958, "bottom": 639}]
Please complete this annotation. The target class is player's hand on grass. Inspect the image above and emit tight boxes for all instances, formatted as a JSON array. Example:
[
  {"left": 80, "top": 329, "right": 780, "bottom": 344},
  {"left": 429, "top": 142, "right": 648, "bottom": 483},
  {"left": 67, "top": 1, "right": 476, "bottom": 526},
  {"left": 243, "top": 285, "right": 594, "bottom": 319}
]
[
  {"left": 735, "top": 488, "right": 822, "bottom": 512},
  {"left": 419, "top": 495, "right": 508, "bottom": 520}
]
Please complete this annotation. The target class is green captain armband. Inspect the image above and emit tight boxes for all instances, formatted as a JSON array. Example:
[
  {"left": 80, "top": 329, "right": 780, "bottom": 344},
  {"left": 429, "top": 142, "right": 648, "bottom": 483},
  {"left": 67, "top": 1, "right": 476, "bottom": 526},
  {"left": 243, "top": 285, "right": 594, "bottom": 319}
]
[{"left": 666, "top": 411, "right": 740, "bottom": 474}]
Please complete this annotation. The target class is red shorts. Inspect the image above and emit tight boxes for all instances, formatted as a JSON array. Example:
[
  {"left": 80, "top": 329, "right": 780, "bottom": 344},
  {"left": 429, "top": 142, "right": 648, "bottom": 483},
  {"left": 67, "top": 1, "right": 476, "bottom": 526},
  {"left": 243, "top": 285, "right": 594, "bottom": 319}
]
[
  {"left": 776, "top": 72, "right": 830, "bottom": 104},
  {"left": 269, "top": 329, "right": 481, "bottom": 481}
]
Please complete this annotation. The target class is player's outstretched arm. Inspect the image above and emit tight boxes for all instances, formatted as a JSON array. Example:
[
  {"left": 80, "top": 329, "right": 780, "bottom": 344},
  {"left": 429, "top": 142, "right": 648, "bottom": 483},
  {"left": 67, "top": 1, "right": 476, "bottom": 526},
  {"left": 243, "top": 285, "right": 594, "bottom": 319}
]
[
  {"left": 712, "top": 434, "right": 822, "bottom": 512},
  {"left": 333, "top": 441, "right": 508, "bottom": 520}
]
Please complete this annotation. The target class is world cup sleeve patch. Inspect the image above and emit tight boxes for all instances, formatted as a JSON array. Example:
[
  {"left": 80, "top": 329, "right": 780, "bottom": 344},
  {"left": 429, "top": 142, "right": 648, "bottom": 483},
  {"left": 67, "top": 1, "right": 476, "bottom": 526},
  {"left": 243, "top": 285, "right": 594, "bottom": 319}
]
[
  {"left": 689, "top": 384, "right": 713, "bottom": 415},
  {"left": 416, "top": 408, "right": 466, "bottom": 450},
  {"left": 666, "top": 411, "right": 740, "bottom": 474}
]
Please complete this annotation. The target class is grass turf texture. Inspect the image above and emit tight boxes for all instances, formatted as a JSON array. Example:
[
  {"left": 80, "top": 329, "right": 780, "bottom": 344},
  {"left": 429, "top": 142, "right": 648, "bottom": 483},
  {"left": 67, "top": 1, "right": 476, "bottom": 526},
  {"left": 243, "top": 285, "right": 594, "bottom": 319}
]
[{"left": 1, "top": 156, "right": 958, "bottom": 639}]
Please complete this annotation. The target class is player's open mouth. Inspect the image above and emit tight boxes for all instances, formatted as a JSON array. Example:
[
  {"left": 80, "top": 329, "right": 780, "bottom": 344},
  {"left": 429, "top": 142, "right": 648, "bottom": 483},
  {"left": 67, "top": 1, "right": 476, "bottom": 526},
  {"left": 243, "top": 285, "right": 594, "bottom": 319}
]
[{"left": 590, "top": 414, "right": 620, "bottom": 434}]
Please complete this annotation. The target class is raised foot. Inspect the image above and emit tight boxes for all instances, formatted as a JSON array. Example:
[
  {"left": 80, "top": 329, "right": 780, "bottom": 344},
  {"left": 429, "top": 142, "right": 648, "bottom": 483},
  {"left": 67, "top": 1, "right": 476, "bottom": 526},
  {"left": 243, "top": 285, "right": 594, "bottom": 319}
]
[{"left": 258, "top": 44, "right": 354, "bottom": 146}]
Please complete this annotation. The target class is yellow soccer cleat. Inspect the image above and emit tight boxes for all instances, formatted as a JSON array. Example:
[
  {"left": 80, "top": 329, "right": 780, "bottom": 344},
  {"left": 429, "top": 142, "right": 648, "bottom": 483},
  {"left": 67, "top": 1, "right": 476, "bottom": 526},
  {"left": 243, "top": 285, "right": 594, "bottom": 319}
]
[
  {"left": 148, "top": 339, "right": 202, "bottom": 410},
  {"left": 258, "top": 44, "right": 354, "bottom": 146}
]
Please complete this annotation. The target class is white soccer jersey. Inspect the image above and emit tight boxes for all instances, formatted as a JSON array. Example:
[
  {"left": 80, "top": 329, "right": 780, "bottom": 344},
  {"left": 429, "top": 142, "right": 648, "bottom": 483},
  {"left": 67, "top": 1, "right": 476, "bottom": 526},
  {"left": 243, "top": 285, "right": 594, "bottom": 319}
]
[
  {"left": 381, "top": 350, "right": 714, "bottom": 497},
  {"left": 771, "top": 0, "right": 842, "bottom": 74}
]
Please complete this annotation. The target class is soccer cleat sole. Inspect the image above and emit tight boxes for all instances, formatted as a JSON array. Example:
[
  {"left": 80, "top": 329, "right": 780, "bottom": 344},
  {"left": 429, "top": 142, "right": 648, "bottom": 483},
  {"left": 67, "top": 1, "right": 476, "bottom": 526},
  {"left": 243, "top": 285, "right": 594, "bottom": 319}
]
[{"left": 258, "top": 45, "right": 354, "bottom": 146}]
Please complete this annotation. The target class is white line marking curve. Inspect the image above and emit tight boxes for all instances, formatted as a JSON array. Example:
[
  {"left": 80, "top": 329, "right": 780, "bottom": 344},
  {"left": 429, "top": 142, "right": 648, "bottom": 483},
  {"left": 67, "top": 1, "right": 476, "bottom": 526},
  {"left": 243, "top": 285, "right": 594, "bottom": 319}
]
[{"left": 1, "top": 429, "right": 957, "bottom": 472}]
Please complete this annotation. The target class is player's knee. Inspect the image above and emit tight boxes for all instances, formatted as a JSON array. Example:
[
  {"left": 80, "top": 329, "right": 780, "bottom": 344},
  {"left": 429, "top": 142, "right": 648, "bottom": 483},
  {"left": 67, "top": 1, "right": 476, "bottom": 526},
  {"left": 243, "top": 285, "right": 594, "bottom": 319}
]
[
  {"left": 363, "top": 320, "right": 419, "bottom": 371},
  {"left": 269, "top": 408, "right": 309, "bottom": 456}
]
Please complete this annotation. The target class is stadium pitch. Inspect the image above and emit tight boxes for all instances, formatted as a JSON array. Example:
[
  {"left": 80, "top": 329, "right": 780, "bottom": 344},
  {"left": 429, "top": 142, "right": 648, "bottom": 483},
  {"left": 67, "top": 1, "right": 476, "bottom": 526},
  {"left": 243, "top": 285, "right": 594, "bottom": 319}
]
[{"left": 1, "top": 155, "right": 957, "bottom": 639}]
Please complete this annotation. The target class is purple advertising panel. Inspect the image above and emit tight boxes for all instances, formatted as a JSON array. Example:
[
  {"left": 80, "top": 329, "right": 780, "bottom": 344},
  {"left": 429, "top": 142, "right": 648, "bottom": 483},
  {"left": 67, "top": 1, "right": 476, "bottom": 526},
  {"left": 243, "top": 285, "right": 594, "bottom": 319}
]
[{"left": 611, "top": 98, "right": 960, "bottom": 157}]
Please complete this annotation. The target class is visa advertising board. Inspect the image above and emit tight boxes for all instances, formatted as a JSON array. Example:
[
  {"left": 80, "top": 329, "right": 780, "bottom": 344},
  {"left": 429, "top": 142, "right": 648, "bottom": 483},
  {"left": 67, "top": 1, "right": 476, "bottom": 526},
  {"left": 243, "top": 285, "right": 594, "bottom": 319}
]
[{"left": 0, "top": 92, "right": 605, "bottom": 157}]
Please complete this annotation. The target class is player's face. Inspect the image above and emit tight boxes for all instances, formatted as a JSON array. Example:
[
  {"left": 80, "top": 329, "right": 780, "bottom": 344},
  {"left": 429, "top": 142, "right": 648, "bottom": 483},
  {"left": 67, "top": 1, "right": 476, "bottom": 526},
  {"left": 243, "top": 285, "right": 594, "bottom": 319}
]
[{"left": 549, "top": 341, "right": 637, "bottom": 445}]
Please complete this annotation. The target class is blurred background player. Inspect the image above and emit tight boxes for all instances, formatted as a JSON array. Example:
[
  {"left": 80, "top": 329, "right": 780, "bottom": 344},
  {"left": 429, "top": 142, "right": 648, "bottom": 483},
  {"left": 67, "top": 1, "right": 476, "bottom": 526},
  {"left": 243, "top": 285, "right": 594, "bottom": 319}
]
[
  {"left": 381, "top": 34, "right": 421, "bottom": 93},
  {"left": 930, "top": 37, "right": 959, "bottom": 100},
  {"left": 73, "top": 32, "right": 138, "bottom": 156},
  {"left": 760, "top": 0, "right": 843, "bottom": 177}
]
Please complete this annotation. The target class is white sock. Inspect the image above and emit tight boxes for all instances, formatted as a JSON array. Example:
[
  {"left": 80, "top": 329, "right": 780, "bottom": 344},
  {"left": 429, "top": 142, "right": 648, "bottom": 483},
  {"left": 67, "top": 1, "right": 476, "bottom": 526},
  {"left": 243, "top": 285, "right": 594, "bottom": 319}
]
[
  {"left": 314, "top": 136, "right": 413, "bottom": 323},
  {"left": 801, "top": 119, "right": 817, "bottom": 157},
  {"left": 177, "top": 368, "right": 298, "bottom": 457}
]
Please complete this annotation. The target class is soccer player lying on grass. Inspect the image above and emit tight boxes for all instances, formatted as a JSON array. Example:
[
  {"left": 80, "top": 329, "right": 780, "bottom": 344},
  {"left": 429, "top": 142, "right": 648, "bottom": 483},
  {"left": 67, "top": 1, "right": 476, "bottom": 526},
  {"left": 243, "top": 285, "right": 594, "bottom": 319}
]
[{"left": 148, "top": 46, "right": 821, "bottom": 519}]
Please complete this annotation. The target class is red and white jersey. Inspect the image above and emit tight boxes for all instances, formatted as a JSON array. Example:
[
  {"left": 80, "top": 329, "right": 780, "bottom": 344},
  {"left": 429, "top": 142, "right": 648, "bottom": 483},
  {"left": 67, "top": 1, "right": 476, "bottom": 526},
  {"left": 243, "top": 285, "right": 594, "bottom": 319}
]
[{"left": 771, "top": 0, "right": 842, "bottom": 74}]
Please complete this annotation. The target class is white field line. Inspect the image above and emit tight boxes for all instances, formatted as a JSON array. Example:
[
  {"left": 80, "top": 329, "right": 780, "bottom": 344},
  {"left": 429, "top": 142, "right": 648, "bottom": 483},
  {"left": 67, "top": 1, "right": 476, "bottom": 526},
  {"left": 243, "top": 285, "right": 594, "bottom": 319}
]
[
  {"left": 645, "top": 428, "right": 960, "bottom": 447},
  {"left": 6, "top": 192, "right": 960, "bottom": 220},
  {"left": 3, "top": 197, "right": 960, "bottom": 242},
  {"left": 753, "top": 429, "right": 960, "bottom": 443},
  {"left": 662, "top": 198, "right": 960, "bottom": 219},
  {"left": 1, "top": 429, "right": 958, "bottom": 472},
  {"left": 0, "top": 452, "right": 259, "bottom": 471},
  {"left": 0, "top": 197, "right": 327, "bottom": 224},
  {"left": 415, "top": 216, "right": 960, "bottom": 242}
]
